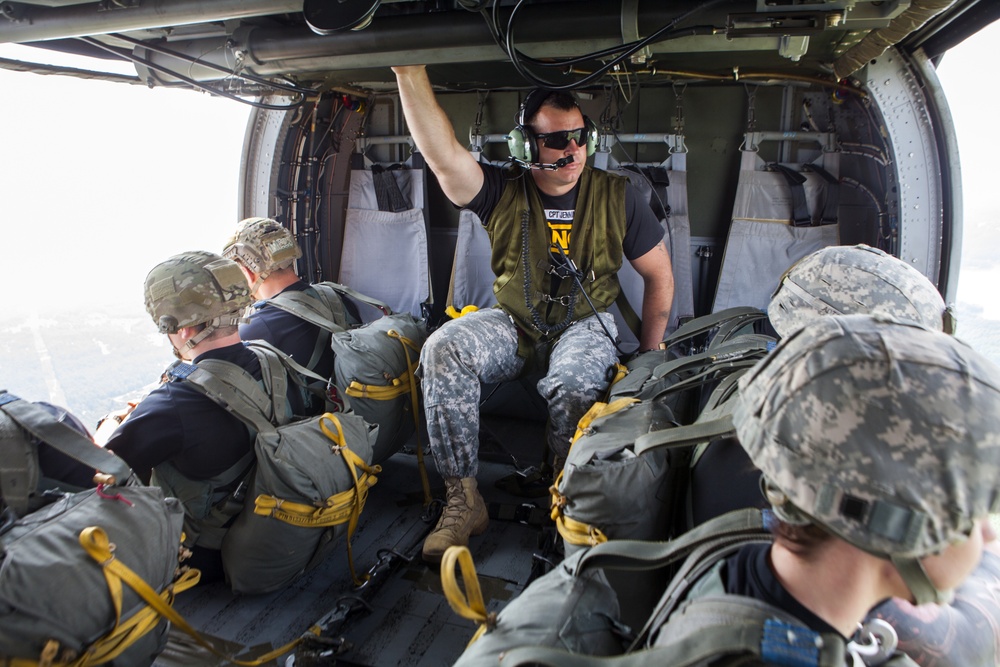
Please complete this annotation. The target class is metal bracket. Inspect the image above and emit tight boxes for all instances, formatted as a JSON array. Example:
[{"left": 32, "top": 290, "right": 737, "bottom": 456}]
[{"left": 621, "top": 0, "right": 650, "bottom": 65}]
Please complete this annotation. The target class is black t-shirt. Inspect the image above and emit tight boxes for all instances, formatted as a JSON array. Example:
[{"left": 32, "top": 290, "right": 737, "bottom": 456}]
[
  {"left": 723, "top": 542, "right": 844, "bottom": 638},
  {"left": 106, "top": 344, "right": 262, "bottom": 484},
  {"left": 240, "top": 280, "right": 336, "bottom": 381},
  {"left": 468, "top": 164, "right": 664, "bottom": 262}
]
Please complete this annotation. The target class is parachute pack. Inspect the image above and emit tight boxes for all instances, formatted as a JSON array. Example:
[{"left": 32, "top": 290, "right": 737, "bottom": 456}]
[
  {"left": 262, "top": 280, "right": 429, "bottom": 465},
  {"left": 169, "top": 342, "right": 380, "bottom": 595},
  {"left": 553, "top": 307, "right": 775, "bottom": 560},
  {"left": 445, "top": 509, "right": 916, "bottom": 667},
  {"left": 0, "top": 391, "right": 193, "bottom": 667}
]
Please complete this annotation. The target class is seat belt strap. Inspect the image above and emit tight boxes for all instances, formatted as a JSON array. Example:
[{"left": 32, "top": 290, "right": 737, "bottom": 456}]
[{"left": 769, "top": 163, "right": 812, "bottom": 226}]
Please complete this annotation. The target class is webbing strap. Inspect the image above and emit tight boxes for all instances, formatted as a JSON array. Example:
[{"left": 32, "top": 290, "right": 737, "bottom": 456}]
[
  {"left": 637, "top": 339, "right": 768, "bottom": 402},
  {"left": 253, "top": 471, "right": 377, "bottom": 527},
  {"left": 661, "top": 306, "right": 765, "bottom": 350},
  {"left": 389, "top": 329, "right": 433, "bottom": 506},
  {"left": 633, "top": 415, "right": 735, "bottom": 457},
  {"left": 614, "top": 287, "right": 642, "bottom": 341},
  {"left": 244, "top": 339, "right": 334, "bottom": 413},
  {"left": 0, "top": 392, "right": 132, "bottom": 484},
  {"left": 769, "top": 163, "right": 812, "bottom": 226},
  {"left": 323, "top": 282, "right": 393, "bottom": 318},
  {"left": 77, "top": 526, "right": 314, "bottom": 667},
  {"left": 569, "top": 398, "right": 639, "bottom": 446},
  {"left": 803, "top": 163, "right": 840, "bottom": 225},
  {"left": 0, "top": 404, "right": 38, "bottom": 516},
  {"left": 170, "top": 362, "right": 276, "bottom": 436},
  {"left": 440, "top": 546, "right": 495, "bottom": 647},
  {"left": 371, "top": 164, "right": 412, "bottom": 213},
  {"left": 265, "top": 289, "right": 348, "bottom": 336},
  {"left": 554, "top": 511, "right": 608, "bottom": 548},
  {"left": 498, "top": 612, "right": 848, "bottom": 667},
  {"left": 344, "top": 378, "right": 408, "bottom": 400},
  {"left": 573, "top": 507, "right": 764, "bottom": 576}
]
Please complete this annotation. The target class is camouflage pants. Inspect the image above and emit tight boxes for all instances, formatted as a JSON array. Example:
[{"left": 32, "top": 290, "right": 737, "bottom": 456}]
[{"left": 419, "top": 307, "right": 619, "bottom": 479}]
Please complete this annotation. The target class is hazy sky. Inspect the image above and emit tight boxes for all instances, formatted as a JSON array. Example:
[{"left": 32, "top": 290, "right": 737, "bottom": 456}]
[
  {"left": 0, "top": 22, "right": 997, "bottom": 319},
  {"left": 0, "top": 44, "right": 250, "bottom": 312}
]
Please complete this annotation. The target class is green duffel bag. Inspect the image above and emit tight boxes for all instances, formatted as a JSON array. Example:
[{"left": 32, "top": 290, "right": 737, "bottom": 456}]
[
  {"left": 0, "top": 391, "right": 192, "bottom": 667},
  {"left": 443, "top": 546, "right": 628, "bottom": 667},
  {"left": 329, "top": 312, "right": 428, "bottom": 464}
]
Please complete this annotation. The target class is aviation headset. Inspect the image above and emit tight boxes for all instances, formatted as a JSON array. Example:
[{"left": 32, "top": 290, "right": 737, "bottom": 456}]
[{"left": 507, "top": 88, "right": 599, "bottom": 166}]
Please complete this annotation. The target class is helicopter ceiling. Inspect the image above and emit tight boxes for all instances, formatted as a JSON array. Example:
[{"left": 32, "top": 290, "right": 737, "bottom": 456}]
[{"left": 0, "top": 0, "right": 996, "bottom": 99}]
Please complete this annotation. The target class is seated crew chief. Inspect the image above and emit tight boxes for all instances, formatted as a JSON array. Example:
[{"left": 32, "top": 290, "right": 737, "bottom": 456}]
[
  {"left": 106, "top": 251, "right": 300, "bottom": 583},
  {"left": 223, "top": 216, "right": 357, "bottom": 384},
  {"left": 392, "top": 65, "right": 675, "bottom": 562}
]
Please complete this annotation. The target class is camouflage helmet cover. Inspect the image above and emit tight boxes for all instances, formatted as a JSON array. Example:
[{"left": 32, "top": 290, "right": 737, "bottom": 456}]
[
  {"left": 143, "top": 250, "right": 250, "bottom": 333},
  {"left": 768, "top": 244, "right": 949, "bottom": 338},
  {"left": 733, "top": 314, "right": 1000, "bottom": 563},
  {"left": 222, "top": 217, "right": 301, "bottom": 278}
]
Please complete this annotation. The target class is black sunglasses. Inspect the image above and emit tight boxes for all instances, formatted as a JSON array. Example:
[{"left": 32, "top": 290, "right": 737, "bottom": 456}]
[{"left": 534, "top": 127, "right": 587, "bottom": 150}]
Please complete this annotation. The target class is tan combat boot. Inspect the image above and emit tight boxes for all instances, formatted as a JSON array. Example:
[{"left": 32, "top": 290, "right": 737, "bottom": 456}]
[{"left": 422, "top": 477, "right": 489, "bottom": 563}]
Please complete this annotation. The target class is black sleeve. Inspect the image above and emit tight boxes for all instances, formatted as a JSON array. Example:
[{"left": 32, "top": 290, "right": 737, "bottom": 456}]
[
  {"left": 622, "top": 181, "right": 664, "bottom": 261},
  {"left": 105, "top": 388, "right": 185, "bottom": 484},
  {"left": 465, "top": 163, "right": 509, "bottom": 224}
]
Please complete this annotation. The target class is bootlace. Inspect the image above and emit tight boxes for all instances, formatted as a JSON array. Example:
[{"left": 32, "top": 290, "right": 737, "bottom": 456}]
[{"left": 437, "top": 490, "right": 472, "bottom": 530}]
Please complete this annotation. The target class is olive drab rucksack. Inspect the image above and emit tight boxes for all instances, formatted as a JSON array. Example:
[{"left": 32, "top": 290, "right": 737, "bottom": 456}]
[
  {"left": 169, "top": 343, "right": 380, "bottom": 595},
  {"left": 0, "top": 391, "right": 194, "bottom": 667},
  {"left": 259, "top": 280, "right": 429, "bottom": 466},
  {"left": 447, "top": 509, "right": 917, "bottom": 667}
]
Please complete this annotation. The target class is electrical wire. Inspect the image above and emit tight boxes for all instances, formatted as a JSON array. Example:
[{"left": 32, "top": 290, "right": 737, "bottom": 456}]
[
  {"left": 78, "top": 36, "right": 307, "bottom": 110},
  {"left": 108, "top": 33, "right": 315, "bottom": 97},
  {"left": 490, "top": 0, "right": 727, "bottom": 90}
]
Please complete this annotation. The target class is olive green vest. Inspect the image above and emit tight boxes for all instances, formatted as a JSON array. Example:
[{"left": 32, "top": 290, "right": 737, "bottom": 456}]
[{"left": 486, "top": 167, "right": 627, "bottom": 349}]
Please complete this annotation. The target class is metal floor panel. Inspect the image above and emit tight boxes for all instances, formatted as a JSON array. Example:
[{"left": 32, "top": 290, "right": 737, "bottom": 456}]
[{"left": 157, "top": 418, "right": 550, "bottom": 667}]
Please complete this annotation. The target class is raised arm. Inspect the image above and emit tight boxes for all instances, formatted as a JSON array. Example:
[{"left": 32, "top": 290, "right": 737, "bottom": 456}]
[
  {"left": 392, "top": 65, "right": 484, "bottom": 207},
  {"left": 628, "top": 240, "right": 674, "bottom": 351}
]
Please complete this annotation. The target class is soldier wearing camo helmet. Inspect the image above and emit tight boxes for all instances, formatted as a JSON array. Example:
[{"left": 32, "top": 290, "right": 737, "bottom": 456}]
[
  {"left": 222, "top": 217, "right": 302, "bottom": 295},
  {"left": 768, "top": 244, "right": 954, "bottom": 338},
  {"left": 143, "top": 250, "right": 250, "bottom": 358},
  {"left": 221, "top": 217, "right": 357, "bottom": 384},
  {"left": 106, "top": 250, "right": 283, "bottom": 583},
  {"left": 733, "top": 314, "right": 1000, "bottom": 610}
]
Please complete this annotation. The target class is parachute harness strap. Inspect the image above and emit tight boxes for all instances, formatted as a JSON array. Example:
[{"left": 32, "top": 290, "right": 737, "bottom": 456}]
[{"left": 440, "top": 546, "right": 497, "bottom": 647}]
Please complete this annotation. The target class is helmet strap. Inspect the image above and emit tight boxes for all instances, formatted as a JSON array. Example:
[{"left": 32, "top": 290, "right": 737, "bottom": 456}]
[
  {"left": 178, "top": 324, "right": 218, "bottom": 357},
  {"left": 249, "top": 270, "right": 268, "bottom": 294},
  {"left": 890, "top": 554, "right": 954, "bottom": 606},
  {"left": 174, "top": 312, "right": 247, "bottom": 358}
]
